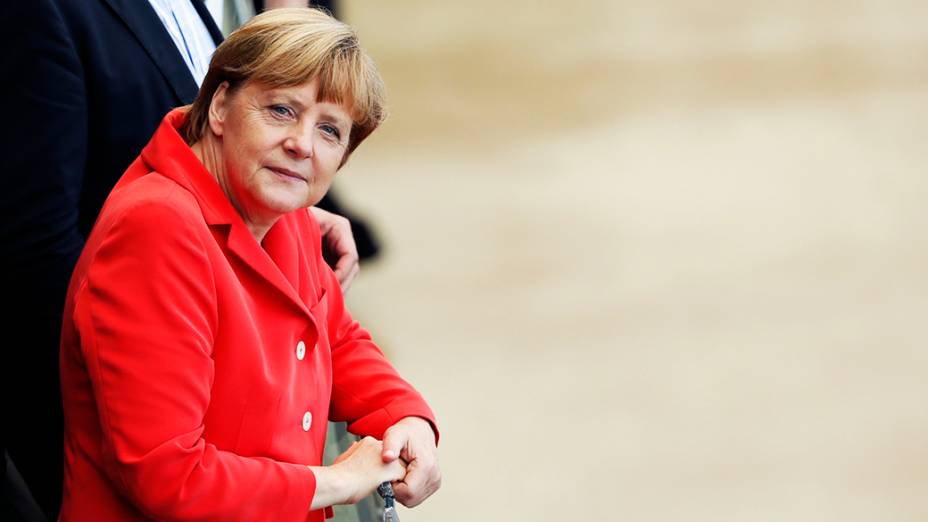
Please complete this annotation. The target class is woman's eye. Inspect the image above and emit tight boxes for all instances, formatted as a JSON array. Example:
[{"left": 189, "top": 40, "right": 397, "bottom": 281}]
[
  {"left": 270, "top": 105, "right": 294, "bottom": 118},
  {"left": 320, "top": 124, "right": 341, "bottom": 140}
]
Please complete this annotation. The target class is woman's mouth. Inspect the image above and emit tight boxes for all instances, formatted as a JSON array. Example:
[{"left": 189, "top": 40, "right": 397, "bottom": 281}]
[{"left": 268, "top": 166, "right": 307, "bottom": 183}]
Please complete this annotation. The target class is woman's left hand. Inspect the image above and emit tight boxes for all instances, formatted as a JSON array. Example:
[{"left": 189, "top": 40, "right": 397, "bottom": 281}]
[
  {"left": 381, "top": 417, "right": 441, "bottom": 508},
  {"left": 310, "top": 207, "right": 360, "bottom": 292}
]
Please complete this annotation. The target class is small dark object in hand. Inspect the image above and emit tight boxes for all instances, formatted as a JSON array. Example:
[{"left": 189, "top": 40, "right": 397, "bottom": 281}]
[{"left": 377, "top": 482, "right": 399, "bottom": 522}]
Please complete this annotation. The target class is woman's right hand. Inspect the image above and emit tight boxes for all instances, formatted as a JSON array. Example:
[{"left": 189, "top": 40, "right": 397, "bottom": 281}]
[
  {"left": 309, "top": 436, "right": 407, "bottom": 509},
  {"left": 334, "top": 436, "right": 407, "bottom": 504}
]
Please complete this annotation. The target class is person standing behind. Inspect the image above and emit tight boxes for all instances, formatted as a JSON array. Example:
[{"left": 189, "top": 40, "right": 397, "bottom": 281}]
[{"left": 0, "top": 2, "right": 361, "bottom": 519}]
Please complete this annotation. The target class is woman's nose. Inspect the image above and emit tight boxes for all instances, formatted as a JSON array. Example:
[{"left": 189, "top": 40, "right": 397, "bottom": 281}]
[{"left": 284, "top": 130, "right": 314, "bottom": 159}]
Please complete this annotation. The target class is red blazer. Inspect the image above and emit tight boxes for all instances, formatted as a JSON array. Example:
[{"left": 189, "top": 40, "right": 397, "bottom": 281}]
[{"left": 59, "top": 109, "right": 437, "bottom": 521}]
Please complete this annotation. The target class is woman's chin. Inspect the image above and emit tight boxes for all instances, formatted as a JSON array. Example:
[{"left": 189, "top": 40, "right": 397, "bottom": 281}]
[{"left": 260, "top": 189, "right": 313, "bottom": 214}]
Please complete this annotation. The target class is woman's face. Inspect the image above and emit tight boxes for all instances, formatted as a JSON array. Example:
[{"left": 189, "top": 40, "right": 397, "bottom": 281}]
[{"left": 208, "top": 78, "right": 353, "bottom": 225}]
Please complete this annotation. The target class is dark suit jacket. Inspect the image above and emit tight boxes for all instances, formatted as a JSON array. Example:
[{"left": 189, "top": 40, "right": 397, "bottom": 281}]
[{"left": 0, "top": 1, "right": 222, "bottom": 519}]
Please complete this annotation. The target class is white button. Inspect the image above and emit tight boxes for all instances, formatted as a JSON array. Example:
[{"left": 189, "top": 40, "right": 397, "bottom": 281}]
[
  {"left": 302, "top": 411, "right": 312, "bottom": 431},
  {"left": 296, "top": 341, "right": 306, "bottom": 361}
]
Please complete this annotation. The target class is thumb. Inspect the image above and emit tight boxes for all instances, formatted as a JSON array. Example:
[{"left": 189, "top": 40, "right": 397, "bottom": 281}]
[{"left": 381, "top": 429, "right": 407, "bottom": 463}]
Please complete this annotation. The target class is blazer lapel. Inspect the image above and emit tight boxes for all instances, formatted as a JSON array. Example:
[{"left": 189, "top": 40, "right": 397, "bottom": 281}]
[
  {"left": 225, "top": 223, "right": 312, "bottom": 318},
  {"left": 102, "top": 0, "right": 200, "bottom": 103}
]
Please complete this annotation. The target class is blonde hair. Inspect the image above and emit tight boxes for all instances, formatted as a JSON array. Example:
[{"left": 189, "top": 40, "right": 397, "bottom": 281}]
[{"left": 183, "top": 8, "right": 385, "bottom": 165}]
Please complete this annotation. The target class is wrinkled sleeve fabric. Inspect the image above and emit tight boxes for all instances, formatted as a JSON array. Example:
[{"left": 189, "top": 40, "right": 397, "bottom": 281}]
[
  {"left": 74, "top": 199, "right": 315, "bottom": 521},
  {"left": 0, "top": 0, "right": 87, "bottom": 285},
  {"left": 0, "top": 3, "right": 89, "bottom": 513},
  {"left": 317, "top": 222, "right": 439, "bottom": 443}
]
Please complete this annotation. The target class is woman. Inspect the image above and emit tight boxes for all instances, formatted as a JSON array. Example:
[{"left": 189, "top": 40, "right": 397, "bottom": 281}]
[{"left": 59, "top": 8, "right": 439, "bottom": 521}]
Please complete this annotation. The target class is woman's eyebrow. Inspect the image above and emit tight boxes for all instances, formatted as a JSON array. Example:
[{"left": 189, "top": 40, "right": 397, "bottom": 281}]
[{"left": 262, "top": 90, "right": 308, "bottom": 110}]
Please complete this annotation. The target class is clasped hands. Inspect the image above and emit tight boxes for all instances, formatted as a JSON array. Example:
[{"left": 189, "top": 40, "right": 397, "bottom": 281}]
[{"left": 310, "top": 417, "right": 440, "bottom": 510}]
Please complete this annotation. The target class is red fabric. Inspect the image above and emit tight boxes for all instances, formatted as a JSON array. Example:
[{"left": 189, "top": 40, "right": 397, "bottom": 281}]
[{"left": 59, "top": 109, "right": 437, "bottom": 521}]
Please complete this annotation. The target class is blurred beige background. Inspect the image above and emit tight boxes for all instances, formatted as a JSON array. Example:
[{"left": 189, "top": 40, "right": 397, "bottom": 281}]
[{"left": 335, "top": 1, "right": 928, "bottom": 520}]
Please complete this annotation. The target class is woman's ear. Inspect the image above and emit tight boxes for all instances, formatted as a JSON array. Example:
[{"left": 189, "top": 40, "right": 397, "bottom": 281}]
[{"left": 208, "top": 81, "right": 231, "bottom": 137}]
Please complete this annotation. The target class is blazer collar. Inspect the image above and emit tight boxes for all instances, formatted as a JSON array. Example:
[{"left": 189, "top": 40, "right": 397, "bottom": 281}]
[
  {"left": 141, "top": 109, "right": 233, "bottom": 225},
  {"left": 141, "top": 109, "right": 312, "bottom": 317},
  {"left": 102, "top": 0, "right": 223, "bottom": 104}
]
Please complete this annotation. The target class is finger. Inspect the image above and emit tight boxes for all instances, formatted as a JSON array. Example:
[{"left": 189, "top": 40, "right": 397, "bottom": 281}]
[
  {"left": 332, "top": 240, "right": 359, "bottom": 287},
  {"left": 312, "top": 208, "right": 360, "bottom": 281},
  {"left": 386, "top": 458, "right": 407, "bottom": 482},
  {"left": 381, "top": 428, "right": 407, "bottom": 463},
  {"left": 396, "top": 454, "right": 441, "bottom": 507},
  {"left": 402, "top": 461, "right": 428, "bottom": 494},
  {"left": 392, "top": 480, "right": 425, "bottom": 508},
  {"left": 339, "top": 262, "right": 360, "bottom": 293},
  {"left": 331, "top": 233, "right": 357, "bottom": 269},
  {"left": 329, "top": 217, "right": 358, "bottom": 257},
  {"left": 334, "top": 254, "right": 357, "bottom": 289}
]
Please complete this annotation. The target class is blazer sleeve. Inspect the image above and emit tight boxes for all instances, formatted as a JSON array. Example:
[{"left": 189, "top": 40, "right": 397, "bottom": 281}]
[
  {"left": 321, "top": 247, "right": 439, "bottom": 443},
  {"left": 75, "top": 200, "right": 315, "bottom": 521},
  {"left": 0, "top": 0, "right": 87, "bottom": 300}
]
